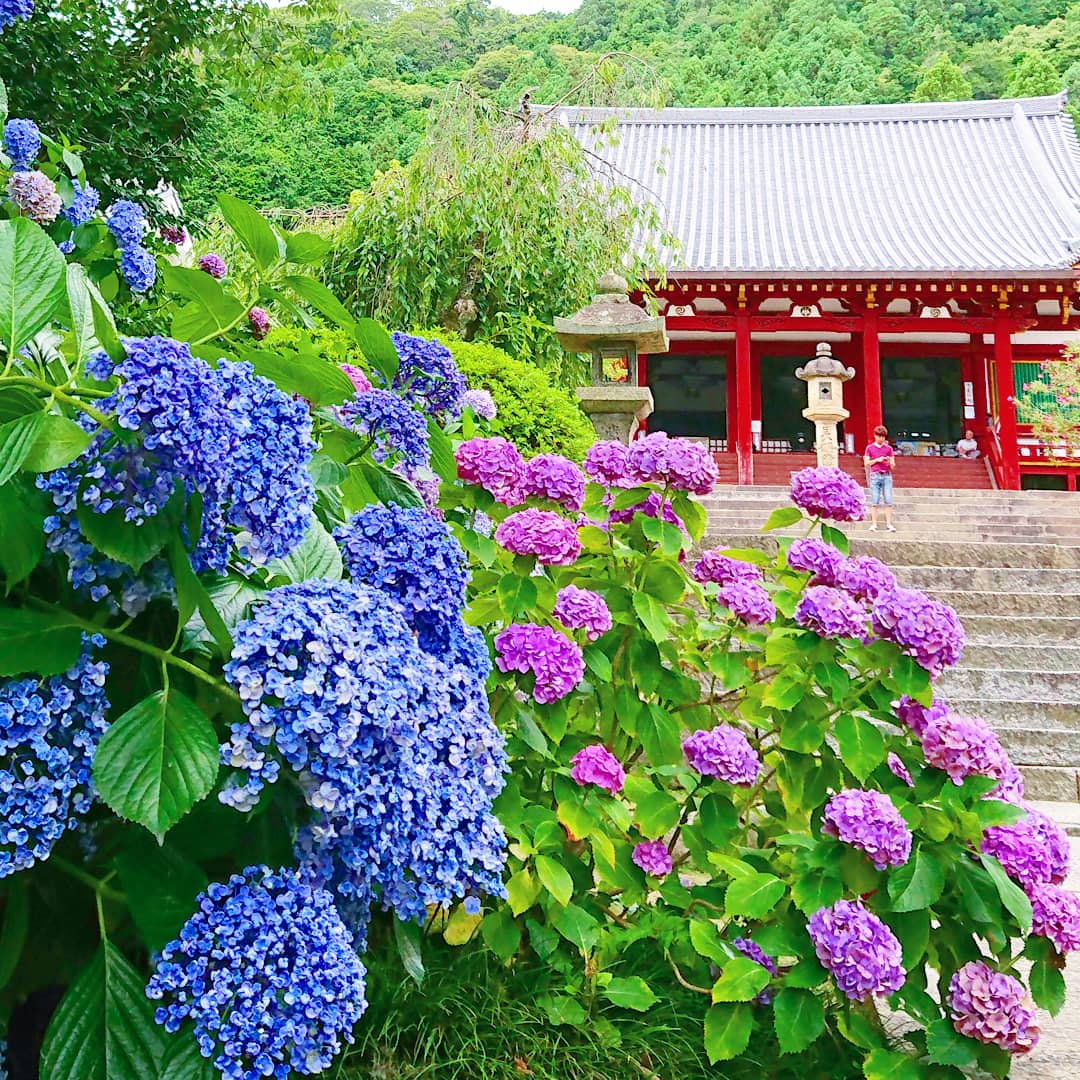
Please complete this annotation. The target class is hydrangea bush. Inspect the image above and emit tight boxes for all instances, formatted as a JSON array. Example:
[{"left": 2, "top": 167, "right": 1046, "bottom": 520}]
[{"left": 442, "top": 437, "right": 1078, "bottom": 1078}]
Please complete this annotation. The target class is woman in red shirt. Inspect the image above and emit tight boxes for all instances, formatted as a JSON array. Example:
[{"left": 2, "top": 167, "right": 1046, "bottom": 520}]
[{"left": 863, "top": 425, "right": 896, "bottom": 531}]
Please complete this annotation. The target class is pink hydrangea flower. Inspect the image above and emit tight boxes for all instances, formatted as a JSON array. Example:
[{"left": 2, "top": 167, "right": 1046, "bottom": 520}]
[
  {"left": 455, "top": 437, "right": 524, "bottom": 505},
  {"left": 920, "top": 711, "right": 1008, "bottom": 786},
  {"left": 584, "top": 440, "right": 631, "bottom": 487},
  {"left": 822, "top": 789, "right": 912, "bottom": 869},
  {"left": 632, "top": 841, "right": 673, "bottom": 877},
  {"left": 570, "top": 744, "right": 625, "bottom": 793},
  {"left": 887, "top": 753, "right": 914, "bottom": 787},
  {"left": 683, "top": 726, "right": 760, "bottom": 786},
  {"left": 626, "top": 431, "right": 719, "bottom": 494},
  {"left": 807, "top": 900, "right": 905, "bottom": 1001},
  {"left": 521, "top": 454, "right": 586, "bottom": 511},
  {"left": 948, "top": 961, "right": 1039, "bottom": 1054},
  {"left": 1029, "top": 883, "right": 1080, "bottom": 954},
  {"left": 495, "top": 508, "right": 581, "bottom": 565},
  {"left": 692, "top": 549, "right": 763, "bottom": 586},
  {"left": 341, "top": 363, "right": 372, "bottom": 394},
  {"left": 494, "top": 623, "right": 584, "bottom": 704},
  {"left": 553, "top": 585, "right": 612, "bottom": 641},
  {"left": 789, "top": 466, "right": 866, "bottom": 522}
]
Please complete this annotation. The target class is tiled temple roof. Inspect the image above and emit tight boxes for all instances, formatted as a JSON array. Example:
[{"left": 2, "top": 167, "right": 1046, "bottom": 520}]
[{"left": 546, "top": 94, "right": 1080, "bottom": 278}]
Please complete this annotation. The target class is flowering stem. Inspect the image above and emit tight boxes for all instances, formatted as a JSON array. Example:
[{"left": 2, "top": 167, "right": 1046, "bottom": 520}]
[
  {"left": 0, "top": 375, "right": 118, "bottom": 432},
  {"left": 189, "top": 308, "right": 250, "bottom": 348},
  {"left": 50, "top": 855, "right": 127, "bottom": 906}
]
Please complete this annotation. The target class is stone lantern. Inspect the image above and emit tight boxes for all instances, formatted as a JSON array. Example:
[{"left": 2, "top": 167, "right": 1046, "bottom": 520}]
[
  {"left": 554, "top": 272, "right": 668, "bottom": 444},
  {"left": 795, "top": 342, "right": 855, "bottom": 468}
]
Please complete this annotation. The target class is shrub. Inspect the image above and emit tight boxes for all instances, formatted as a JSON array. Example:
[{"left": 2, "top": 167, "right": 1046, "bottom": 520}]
[{"left": 441, "top": 336, "right": 595, "bottom": 460}]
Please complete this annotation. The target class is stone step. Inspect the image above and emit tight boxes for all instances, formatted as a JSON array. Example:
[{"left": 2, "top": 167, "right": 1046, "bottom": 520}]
[
  {"left": 959, "top": 644, "right": 1080, "bottom": 670},
  {"left": 959, "top": 615, "right": 1080, "bottom": 644},
  {"left": 938, "top": 669, "right": 1080, "bottom": 704},
  {"left": 919, "top": 591, "right": 1080, "bottom": 617},
  {"left": 899, "top": 565, "right": 1080, "bottom": 593},
  {"left": 1018, "top": 766, "right": 1080, "bottom": 802},
  {"left": 996, "top": 727, "right": 1080, "bottom": 765},
  {"left": 946, "top": 697, "right": 1080, "bottom": 731}
]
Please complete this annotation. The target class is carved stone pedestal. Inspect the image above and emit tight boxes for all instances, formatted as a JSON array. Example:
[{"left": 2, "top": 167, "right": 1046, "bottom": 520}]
[{"left": 575, "top": 385, "right": 655, "bottom": 445}]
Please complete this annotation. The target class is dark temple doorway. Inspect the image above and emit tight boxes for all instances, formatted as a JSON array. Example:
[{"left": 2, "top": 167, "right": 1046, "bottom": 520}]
[
  {"left": 646, "top": 354, "right": 728, "bottom": 438},
  {"left": 881, "top": 356, "right": 963, "bottom": 444},
  {"left": 760, "top": 355, "right": 814, "bottom": 450}
]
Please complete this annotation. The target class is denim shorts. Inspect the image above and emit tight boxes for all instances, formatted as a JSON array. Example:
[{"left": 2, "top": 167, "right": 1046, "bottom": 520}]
[{"left": 868, "top": 472, "right": 893, "bottom": 506}]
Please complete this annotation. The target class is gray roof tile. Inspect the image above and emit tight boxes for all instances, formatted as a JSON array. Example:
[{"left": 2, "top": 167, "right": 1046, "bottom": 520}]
[{"left": 547, "top": 94, "right": 1080, "bottom": 277}]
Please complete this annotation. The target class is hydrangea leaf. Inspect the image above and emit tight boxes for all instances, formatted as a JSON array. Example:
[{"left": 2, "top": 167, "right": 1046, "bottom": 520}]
[
  {"left": 773, "top": 988, "right": 825, "bottom": 1054},
  {"left": 724, "top": 872, "right": 786, "bottom": 919},
  {"left": 0, "top": 217, "right": 67, "bottom": 356},
  {"left": 283, "top": 231, "right": 331, "bottom": 265},
  {"left": 632, "top": 591, "right": 675, "bottom": 642},
  {"left": 426, "top": 419, "right": 456, "bottom": 483},
  {"left": 978, "top": 853, "right": 1033, "bottom": 932},
  {"left": 791, "top": 868, "right": 844, "bottom": 914},
  {"left": 480, "top": 909, "right": 520, "bottom": 961},
  {"left": 167, "top": 539, "right": 233, "bottom": 657},
  {"left": 602, "top": 975, "right": 657, "bottom": 1012},
  {"left": 0, "top": 478, "right": 45, "bottom": 589},
  {"left": 353, "top": 318, "right": 400, "bottom": 385},
  {"left": 217, "top": 194, "right": 284, "bottom": 271},
  {"left": 0, "top": 410, "right": 45, "bottom": 487},
  {"left": 762, "top": 506, "right": 804, "bottom": 531},
  {"left": 1029, "top": 957, "right": 1066, "bottom": 1015},
  {"left": 637, "top": 703, "right": 682, "bottom": 766},
  {"left": 93, "top": 689, "right": 219, "bottom": 840},
  {"left": 633, "top": 790, "right": 680, "bottom": 839},
  {"left": 925, "top": 1019, "right": 979, "bottom": 1068},
  {"left": 242, "top": 347, "right": 355, "bottom": 406},
  {"left": 40, "top": 941, "right": 165, "bottom": 1080},
  {"left": 0, "top": 606, "right": 83, "bottom": 676},
  {"left": 535, "top": 854, "right": 573, "bottom": 907},
  {"left": 393, "top": 918, "right": 425, "bottom": 986},
  {"left": 689, "top": 918, "right": 729, "bottom": 963},
  {"left": 835, "top": 713, "right": 886, "bottom": 782},
  {"left": 266, "top": 520, "right": 342, "bottom": 584},
  {"left": 285, "top": 274, "right": 354, "bottom": 330},
  {"left": 703, "top": 1003, "right": 753, "bottom": 1063},
  {"left": 159, "top": 1035, "right": 215, "bottom": 1080},
  {"left": 861, "top": 1048, "right": 924, "bottom": 1079},
  {"left": 820, "top": 523, "right": 849, "bottom": 553},
  {"left": 21, "top": 414, "right": 93, "bottom": 474},
  {"left": 551, "top": 903, "right": 600, "bottom": 952},
  {"left": 888, "top": 846, "right": 945, "bottom": 912},
  {"left": 0, "top": 875, "right": 28, "bottom": 990},
  {"left": 506, "top": 868, "right": 542, "bottom": 916},
  {"left": 537, "top": 993, "right": 586, "bottom": 1026},
  {"left": 75, "top": 483, "right": 182, "bottom": 570},
  {"left": 170, "top": 295, "right": 247, "bottom": 347},
  {"left": 497, "top": 573, "right": 537, "bottom": 618}
]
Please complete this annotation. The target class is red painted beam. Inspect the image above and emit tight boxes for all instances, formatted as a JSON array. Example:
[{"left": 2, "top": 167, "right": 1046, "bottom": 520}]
[{"left": 663, "top": 314, "right": 1063, "bottom": 334}]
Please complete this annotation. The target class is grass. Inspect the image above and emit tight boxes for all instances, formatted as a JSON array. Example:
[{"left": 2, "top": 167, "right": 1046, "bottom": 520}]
[{"left": 337, "top": 939, "right": 865, "bottom": 1080}]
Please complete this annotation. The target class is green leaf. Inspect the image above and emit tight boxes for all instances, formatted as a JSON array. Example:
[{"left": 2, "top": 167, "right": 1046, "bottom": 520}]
[
  {"left": 243, "top": 347, "right": 355, "bottom": 405},
  {"left": 925, "top": 1019, "right": 979, "bottom": 1068},
  {"left": 170, "top": 294, "right": 247, "bottom": 345},
  {"left": 602, "top": 976, "right": 657, "bottom": 1012},
  {"left": 537, "top": 993, "right": 586, "bottom": 1026},
  {"left": 480, "top": 908, "right": 520, "bottom": 961},
  {"left": 671, "top": 492, "right": 707, "bottom": 540},
  {"left": 285, "top": 274, "right": 355, "bottom": 329},
  {"left": 182, "top": 577, "right": 263, "bottom": 657},
  {"left": 888, "top": 846, "right": 945, "bottom": 912},
  {"left": 773, "top": 988, "right": 826, "bottom": 1054},
  {"left": 551, "top": 903, "right": 600, "bottom": 952},
  {"left": 892, "top": 655, "right": 931, "bottom": 699},
  {"left": 217, "top": 194, "right": 283, "bottom": 271},
  {"left": 763, "top": 671, "right": 805, "bottom": 710},
  {"left": 309, "top": 453, "right": 348, "bottom": 489},
  {"left": 161, "top": 263, "right": 233, "bottom": 308},
  {"left": 689, "top": 918, "right": 729, "bottom": 963},
  {"left": 497, "top": 573, "right": 537, "bottom": 618},
  {"left": 791, "top": 868, "right": 844, "bottom": 914},
  {"left": 535, "top": 854, "right": 573, "bottom": 906},
  {"left": 632, "top": 591, "right": 674, "bottom": 642},
  {"left": 167, "top": 539, "right": 232, "bottom": 658},
  {"left": 763, "top": 506, "right": 804, "bottom": 531},
  {"left": 266, "top": 520, "right": 343, "bottom": 584},
  {"left": 353, "top": 318, "right": 400, "bottom": 385},
  {"left": 861, "top": 1048, "right": 923, "bottom": 1080},
  {"left": 0, "top": 876, "right": 28, "bottom": 990},
  {"left": 634, "top": 790, "right": 681, "bottom": 839},
  {"left": 22, "top": 413, "right": 92, "bottom": 473},
  {"left": 93, "top": 690, "right": 220, "bottom": 840},
  {"left": 711, "top": 956, "right": 771, "bottom": 1002},
  {"left": 641, "top": 561, "right": 685, "bottom": 602},
  {"left": 40, "top": 941, "right": 165, "bottom": 1080},
  {"left": 698, "top": 793, "right": 738, "bottom": 844},
  {"left": 112, "top": 833, "right": 208, "bottom": 953},
  {"left": 835, "top": 714, "right": 886, "bottom": 782},
  {"left": 979, "top": 853, "right": 1033, "bottom": 932},
  {"left": 0, "top": 606, "right": 82, "bottom": 676},
  {"left": 76, "top": 488, "right": 179, "bottom": 570},
  {"left": 64, "top": 263, "right": 95, "bottom": 363},
  {"left": 583, "top": 646, "right": 612, "bottom": 682},
  {"left": 1029, "top": 957, "right": 1066, "bottom": 1015},
  {"left": 820, "top": 523, "right": 849, "bottom": 554},
  {"left": 703, "top": 1003, "right": 753, "bottom": 1063},
  {"left": 506, "top": 868, "right": 542, "bottom": 916},
  {"left": 0, "top": 479, "right": 45, "bottom": 588},
  {"left": 357, "top": 459, "right": 424, "bottom": 508},
  {"left": 159, "top": 1036, "right": 215, "bottom": 1080},
  {"left": 85, "top": 277, "right": 123, "bottom": 361},
  {"left": 0, "top": 411, "right": 45, "bottom": 486},
  {"left": 724, "top": 872, "right": 786, "bottom": 919},
  {"left": 284, "top": 230, "right": 331, "bottom": 264},
  {"left": 0, "top": 217, "right": 67, "bottom": 355},
  {"left": 641, "top": 516, "right": 685, "bottom": 557},
  {"left": 426, "top": 419, "right": 456, "bottom": 483},
  {"left": 638, "top": 704, "right": 682, "bottom": 766},
  {"left": 393, "top": 918, "right": 425, "bottom": 986},
  {"left": 0, "top": 386, "right": 42, "bottom": 421}
]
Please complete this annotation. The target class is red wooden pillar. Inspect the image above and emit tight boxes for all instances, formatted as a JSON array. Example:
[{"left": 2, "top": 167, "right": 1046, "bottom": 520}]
[
  {"left": 993, "top": 315, "right": 1021, "bottom": 489},
  {"left": 734, "top": 309, "right": 754, "bottom": 484},
  {"left": 847, "top": 332, "right": 866, "bottom": 454},
  {"left": 862, "top": 309, "right": 883, "bottom": 445}
]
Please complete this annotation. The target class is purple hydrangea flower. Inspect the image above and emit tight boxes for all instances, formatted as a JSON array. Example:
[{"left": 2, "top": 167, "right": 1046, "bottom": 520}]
[
  {"left": 822, "top": 789, "right": 912, "bottom": 869},
  {"left": 0, "top": 635, "right": 108, "bottom": 878},
  {"left": 692, "top": 549, "right": 763, "bottom": 586},
  {"left": 495, "top": 508, "right": 581, "bottom": 565},
  {"left": 794, "top": 585, "right": 866, "bottom": 639},
  {"left": 790, "top": 466, "right": 867, "bottom": 522},
  {"left": 947, "top": 961, "right": 1039, "bottom": 1054},
  {"left": 57, "top": 239, "right": 74, "bottom": 255},
  {"left": 836, "top": 555, "right": 897, "bottom": 601},
  {"left": 807, "top": 900, "right": 905, "bottom": 1001},
  {"left": 895, "top": 696, "right": 948, "bottom": 739},
  {"left": 989, "top": 762, "right": 1026, "bottom": 805},
  {"left": 683, "top": 726, "right": 760, "bottom": 786},
  {"left": 1029, "top": 883, "right": 1080, "bottom": 954},
  {"left": 717, "top": 580, "right": 775, "bottom": 626},
  {"left": 786, "top": 537, "right": 844, "bottom": 583},
  {"left": 7, "top": 170, "right": 61, "bottom": 223},
  {"left": 920, "top": 710, "right": 1008, "bottom": 786},
  {"left": 607, "top": 490, "right": 685, "bottom": 529},
  {"left": 388, "top": 332, "right": 466, "bottom": 419},
  {"left": 197, "top": 252, "right": 227, "bottom": 278},
  {"left": 341, "top": 363, "right": 372, "bottom": 394},
  {"left": 553, "top": 585, "right": 612, "bottom": 641},
  {"left": 146, "top": 865, "right": 368, "bottom": 1077},
  {"left": 732, "top": 937, "right": 778, "bottom": 976},
  {"left": 463, "top": 387, "right": 497, "bottom": 420},
  {"left": 118, "top": 246, "right": 156, "bottom": 293},
  {"left": 521, "top": 453, "right": 586, "bottom": 511},
  {"left": 248, "top": 307, "right": 271, "bottom": 341},
  {"left": 584, "top": 440, "right": 631, "bottom": 486},
  {"left": 2, "top": 117, "right": 39, "bottom": 168},
  {"left": 63, "top": 179, "right": 99, "bottom": 228},
  {"left": 887, "top": 753, "right": 914, "bottom": 787},
  {"left": 982, "top": 808, "right": 1070, "bottom": 890},
  {"left": 105, "top": 199, "right": 146, "bottom": 250},
  {"left": 455, "top": 437, "right": 525, "bottom": 505},
  {"left": 340, "top": 387, "right": 430, "bottom": 471},
  {"left": 569, "top": 744, "right": 625, "bottom": 793},
  {"left": 495, "top": 623, "right": 585, "bottom": 704},
  {"left": 627, "top": 431, "right": 718, "bottom": 494},
  {"left": 160, "top": 224, "right": 187, "bottom": 245},
  {"left": 0, "top": 0, "right": 33, "bottom": 31},
  {"left": 871, "top": 587, "right": 965, "bottom": 677},
  {"left": 632, "top": 840, "right": 673, "bottom": 877}
]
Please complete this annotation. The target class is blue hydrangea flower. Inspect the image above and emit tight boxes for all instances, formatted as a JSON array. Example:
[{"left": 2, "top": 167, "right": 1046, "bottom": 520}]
[
  {"left": 57, "top": 239, "right": 75, "bottom": 255},
  {"left": 386, "top": 332, "right": 466, "bottom": 419},
  {"left": 0, "top": 635, "right": 109, "bottom": 878},
  {"left": 104, "top": 199, "right": 145, "bottom": 250},
  {"left": 339, "top": 387, "right": 430, "bottom": 471},
  {"left": 39, "top": 337, "right": 314, "bottom": 614},
  {"left": 119, "top": 246, "right": 156, "bottom": 292},
  {"left": 335, "top": 504, "right": 468, "bottom": 654},
  {"left": 2, "top": 117, "right": 39, "bottom": 168},
  {"left": 63, "top": 179, "right": 99, "bottom": 228},
  {"left": 147, "top": 864, "right": 367, "bottom": 1079}
]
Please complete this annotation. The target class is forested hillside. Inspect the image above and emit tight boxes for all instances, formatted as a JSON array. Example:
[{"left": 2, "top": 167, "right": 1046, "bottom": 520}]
[{"left": 183, "top": 0, "right": 1080, "bottom": 216}]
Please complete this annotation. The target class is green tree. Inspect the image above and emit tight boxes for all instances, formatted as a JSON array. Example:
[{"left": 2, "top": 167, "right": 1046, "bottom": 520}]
[
  {"left": 1006, "top": 50, "right": 1063, "bottom": 95},
  {"left": 912, "top": 53, "right": 975, "bottom": 100}
]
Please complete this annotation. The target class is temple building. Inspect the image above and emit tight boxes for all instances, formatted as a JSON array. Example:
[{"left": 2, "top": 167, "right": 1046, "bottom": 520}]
[{"left": 552, "top": 94, "right": 1080, "bottom": 490}]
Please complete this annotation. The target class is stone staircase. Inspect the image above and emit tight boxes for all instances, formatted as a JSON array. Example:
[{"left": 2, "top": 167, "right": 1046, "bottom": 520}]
[{"left": 699, "top": 486, "right": 1080, "bottom": 800}]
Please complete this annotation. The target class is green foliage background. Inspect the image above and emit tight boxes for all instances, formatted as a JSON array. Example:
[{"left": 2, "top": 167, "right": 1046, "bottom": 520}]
[{"left": 182, "top": 0, "right": 1080, "bottom": 216}]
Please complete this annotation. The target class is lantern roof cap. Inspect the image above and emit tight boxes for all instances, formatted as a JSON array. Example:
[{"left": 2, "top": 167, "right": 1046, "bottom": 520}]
[
  {"left": 796, "top": 343, "right": 855, "bottom": 381},
  {"left": 554, "top": 273, "right": 669, "bottom": 354}
]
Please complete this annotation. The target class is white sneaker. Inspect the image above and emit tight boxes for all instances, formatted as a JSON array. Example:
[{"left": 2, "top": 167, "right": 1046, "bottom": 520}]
[
  {"left": 868, "top": 524, "right": 878, "bottom": 531},
  {"left": 886, "top": 524, "right": 896, "bottom": 532}
]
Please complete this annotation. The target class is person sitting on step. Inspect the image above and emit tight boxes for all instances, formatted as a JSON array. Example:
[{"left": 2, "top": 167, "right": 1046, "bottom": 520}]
[
  {"left": 863, "top": 425, "right": 896, "bottom": 532},
  {"left": 956, "top": 429, "right": 981, "bottom": 459}
]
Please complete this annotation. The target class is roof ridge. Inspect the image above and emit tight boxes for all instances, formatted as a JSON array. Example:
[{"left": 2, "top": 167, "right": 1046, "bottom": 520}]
[{"left": 542, "top": 93, "right": 1069, "bottom": 126}]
